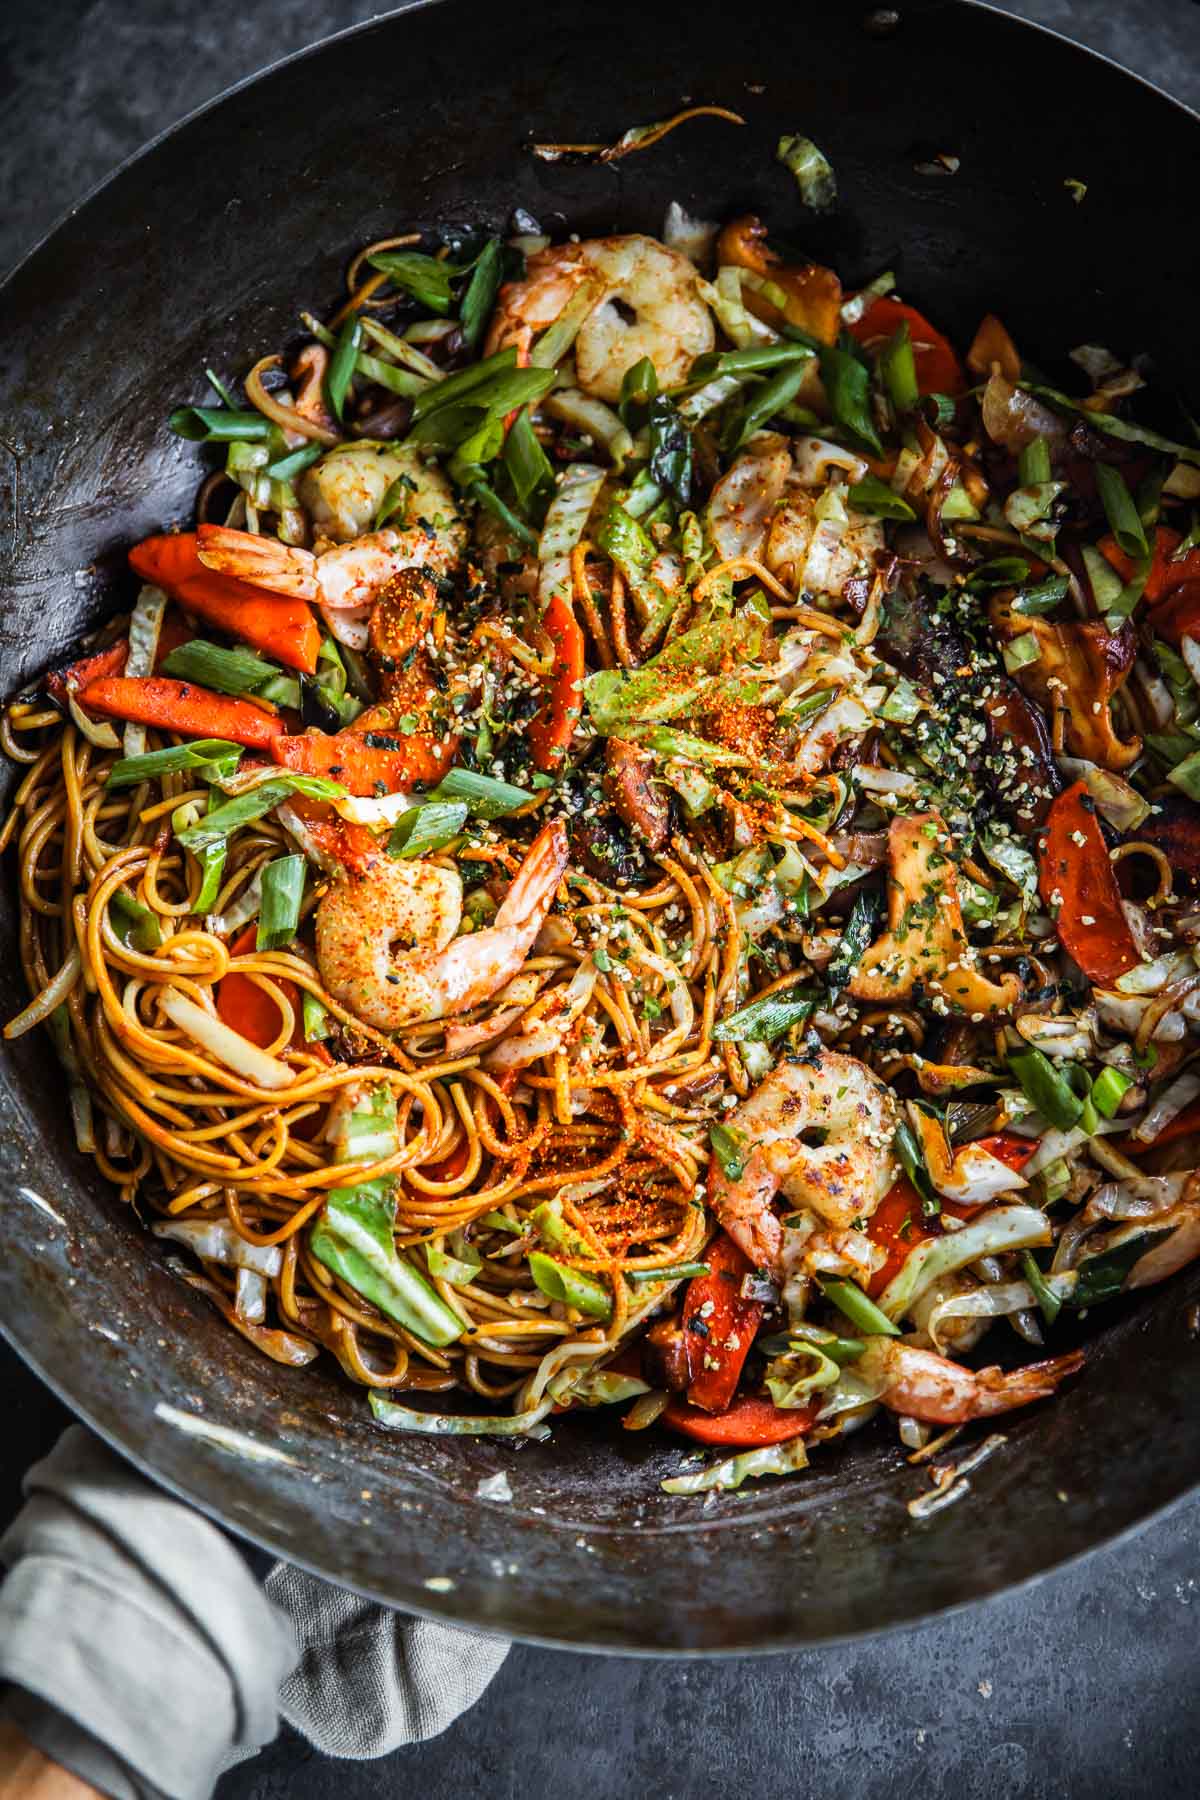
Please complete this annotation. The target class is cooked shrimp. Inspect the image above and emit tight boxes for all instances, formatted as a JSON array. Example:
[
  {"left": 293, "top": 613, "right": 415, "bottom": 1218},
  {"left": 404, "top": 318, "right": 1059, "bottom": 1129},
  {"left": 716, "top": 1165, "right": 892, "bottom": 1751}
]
[
  {"left": 316, "top": 822, "right": 569, "bottom": 1029},
  {"left": 707, "top": 1050, "right": 899, "bottom": 1272},
  {"left": 485, "top": 234, "right": 714, "bottom": 403},
  {"left": 299, "top": 443, "right": 461, "bottom": 546},
  {"left": 856, "top": 1338, "right": 1085, "bottom": 1425},
  {"left": 195, "top": 446, "right": 466, "bottom": 612}
]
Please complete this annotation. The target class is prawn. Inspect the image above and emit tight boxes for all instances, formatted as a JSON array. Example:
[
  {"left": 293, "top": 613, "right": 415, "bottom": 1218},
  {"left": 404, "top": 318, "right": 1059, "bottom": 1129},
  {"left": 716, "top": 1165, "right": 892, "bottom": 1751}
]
[
  {"left": 195, "top": 444, "right": 466, "bottom": 611},
  {"left": 315, "top": 821, "right": 569, "bottom": 1030},
  {"left": 856, "top": 1338, "right": 1085, "bottom": 1425},
  {"left": 485, "top": 234, "right": 714, "bottom": 403},
  {"left": 708, "top": 1050, "right": 898, "bottom": 1273}
]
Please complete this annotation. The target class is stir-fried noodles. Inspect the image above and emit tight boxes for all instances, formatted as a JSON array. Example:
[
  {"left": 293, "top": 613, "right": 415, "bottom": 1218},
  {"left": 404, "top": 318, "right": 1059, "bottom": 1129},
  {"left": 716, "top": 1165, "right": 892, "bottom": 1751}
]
[{"left": 6, "top": 198, "right": 1200, "bottom": 1492}]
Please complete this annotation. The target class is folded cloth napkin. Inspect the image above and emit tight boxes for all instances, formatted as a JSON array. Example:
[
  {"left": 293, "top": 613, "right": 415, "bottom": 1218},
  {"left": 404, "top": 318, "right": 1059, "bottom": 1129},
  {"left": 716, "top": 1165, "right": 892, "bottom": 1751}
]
[{"left": 0, "top": 1427, "right": 509, "bottom": 1798}]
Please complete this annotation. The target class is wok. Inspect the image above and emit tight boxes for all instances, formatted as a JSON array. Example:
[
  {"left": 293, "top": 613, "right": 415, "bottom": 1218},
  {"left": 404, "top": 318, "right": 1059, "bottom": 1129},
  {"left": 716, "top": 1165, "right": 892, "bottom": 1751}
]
[{"left": 2, "top": 0, "right": 1198, "bottom": 1655}]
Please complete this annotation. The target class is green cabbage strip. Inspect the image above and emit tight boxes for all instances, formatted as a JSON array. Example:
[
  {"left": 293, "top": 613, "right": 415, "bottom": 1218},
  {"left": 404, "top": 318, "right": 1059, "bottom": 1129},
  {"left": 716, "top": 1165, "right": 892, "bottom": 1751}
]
[
  {"left": 584, "top": 609, "right": 767, "bottom": 731},
  {"left": 309, "top": 1087, "right": 463, "bottom": 1347}
]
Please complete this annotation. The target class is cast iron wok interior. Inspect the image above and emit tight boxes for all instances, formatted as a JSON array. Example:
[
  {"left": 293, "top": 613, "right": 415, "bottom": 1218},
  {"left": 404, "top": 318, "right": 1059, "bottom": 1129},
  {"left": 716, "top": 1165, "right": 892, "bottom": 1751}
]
[{"left": 2, "top": 0, "right": 1198, "bottom": 1653}]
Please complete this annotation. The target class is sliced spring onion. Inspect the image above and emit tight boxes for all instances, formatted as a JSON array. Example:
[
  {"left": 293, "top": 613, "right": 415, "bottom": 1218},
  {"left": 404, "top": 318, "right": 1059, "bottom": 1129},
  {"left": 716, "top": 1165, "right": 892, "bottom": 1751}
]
[
  {"left": 106, "top": 739, "right": 243, "bottom": 789},
  {"left": 816, "top": 343, "right": 883, "bottom": 454},
  {"left": 504, "top": 406, "right": 555, "bottom": 510},
  {"left": 255, "top": 854, "right": 306, "bottom": 951},
  {"left": 1018, "top": 438, "right": 1053, "bottom": 485},
  {"left": 429, "top": 767, "right": 533, "bottom": 819},
  {"left": 470, "top": 478, "right": 539, "bottom": 548},
  {"left": 409, "top": 347, "right": 517, "bottom": 423},
  {"left": 1021, "top": 1250, "right": 1063, "bottom": 1326},
  {"left": 109, "top": 889, "right": 163, "bottom": 953},
  {"left": 425, "top": 1237, "right": 483, "bottom": 1287},
  {"left": 169, "top": 406, "right": 275, "bottom": 443},
  {"left": 817, "top": 1278, "right": 900, "bottom": 1337},
  {"left": 527, "top": 1251, "right": 612, "bottom": 1319},
  {"left": 712, "top": 987, "right": 819, "bottom": 1044},
  {"left": 1027, "top": 384, "right": 1200, "bottom": 467},
  {"left": 458, "top": 237, "right": 504, "bottom": 352},
  {"left": 893, "top": 1118, "right": 940, "bottom": 1218},
  {"left": 324, "top": 316, "right": 363, "bottom": 424},
  {"left": 880, "top": 322, "right": 919, "bottom": 414},
  {"left": 624, "top": 1262, "right": 711, "bottom": 1284},
  {"left": 1007, "top": 1047, "right": 1085, "bottom": 1131},
  {"left": 618, "top": 354, "right": 658, "bottom": 423},
  {"left": 731, "top": 358, "right": 814, "bottom": 450},
  {"left": 529, "top": 273, "right": 606, "bottom": 369},
  {"left": 266, "top": 442, "right": 324, "bottom": 482},
  {"left": 1167, "top": 747, "right": 1200, "bottom": 802},
  {"left": 301, "top": 990, "right": 331, "bottom": 1042},
  {"left": 1071, "top": 1233, "right": 1159, "bottom": 1306},
  {"left": 1094, "top": 461, "right": 1148, "bottom": 559},
  {"left": 709, "top": 1122, "right": 747, "bottom": 1180},
  {"left": 1002, "top": 632, "right": 1041, "bottom": 673},
  {"left": 1091, "top": 1066, "right": 1134, "bottom": 1118},
  {"left": 367, "top": 249, "right": 455, "bottom": 314},
  {"left": 387, "top": 800, "right": 469, "bottom": 858},
  {"left": 544, "top": 388, "right": 634, "bottom": 468},
  {"left": 194, "top": 842, "right": 228, "bottom": 914},
  {"left": 1012, "top": 575, "right": 1069, "bottom": 614},
  {"left": 175, "top": 775, "right": 345, "bottom": 853},
  {"left": 776, "top": 134, "right": 836, "bottom": 209},
  {"left": 160, "top": 640, "right": 280, "bottom": 695},
  {"left": 848, "top": 473, "right": 916, "bottom": 521}
]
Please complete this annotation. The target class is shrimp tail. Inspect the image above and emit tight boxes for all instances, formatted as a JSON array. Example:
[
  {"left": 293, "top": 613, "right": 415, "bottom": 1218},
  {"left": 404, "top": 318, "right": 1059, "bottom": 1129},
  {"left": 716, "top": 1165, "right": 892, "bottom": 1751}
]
[
  {"left": 708, "top": 1148, "right": 784, "bottom": 1273},
  {"left": 494, "top": 822, "right": 569, "bottom": 930},
  {"left": 196, "top": 523, "right": 318, "bottom": 600},
  {"left": 968, "top": 1349, "right": 1086, "bottom": 1417}
]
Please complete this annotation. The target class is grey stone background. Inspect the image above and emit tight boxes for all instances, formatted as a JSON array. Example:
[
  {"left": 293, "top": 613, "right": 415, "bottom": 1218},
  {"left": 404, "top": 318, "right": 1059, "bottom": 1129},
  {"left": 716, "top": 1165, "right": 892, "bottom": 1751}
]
[{"left": 1, "top": 2, "right": 1198, "bottom": 1795}]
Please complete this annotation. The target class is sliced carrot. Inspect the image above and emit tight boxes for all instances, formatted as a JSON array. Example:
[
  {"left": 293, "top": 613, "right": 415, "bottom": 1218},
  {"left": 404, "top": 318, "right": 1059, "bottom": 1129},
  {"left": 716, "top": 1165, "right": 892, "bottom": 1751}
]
[
  {"left": 77, "top": 675, "right": 285, "bottom": 750},
  {"left": 662, "top": 1394, "right": 815, "bottom": 1447},
  {"left": 283, "top": 794, "right": 383, "bottom": 875},
  {"left": 270, "top": 727, "right": 454, "bottom": 795},
  {"left": 1098, "top": 526, "right": 1185, "bottom": 604},
  {"left": 865, "top": 1177, "right": 937, "bottom": 1297},
  {"left": 46, "top": 641, "right": 129, "bottom": 705},
  {"left": 528, "top": 590, "right": 585, "bottom": 772},
  {"left": 129, "top": 533, "right": 321, "bottom": 673},
  {"left": 217, "top": 924, "right": 302, "bottom": 1050},
  {"left": 849, "top": 295, "right": 965, "bottom": 396},
  {"left": 973, "top": 1131, "right": 1039, "bottom": 1172}
]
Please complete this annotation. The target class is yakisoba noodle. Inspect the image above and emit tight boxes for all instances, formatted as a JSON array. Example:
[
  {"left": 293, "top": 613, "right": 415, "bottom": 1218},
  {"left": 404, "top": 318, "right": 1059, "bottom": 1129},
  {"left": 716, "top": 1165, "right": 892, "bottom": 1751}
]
[{"left": 6, "top": 187, "right": 1200, "bottom": 1495}]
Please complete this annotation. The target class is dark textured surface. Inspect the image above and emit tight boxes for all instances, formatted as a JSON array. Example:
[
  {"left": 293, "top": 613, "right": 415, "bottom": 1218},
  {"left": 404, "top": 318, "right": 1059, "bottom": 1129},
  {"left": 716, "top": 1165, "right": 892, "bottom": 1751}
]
[{"left": 1, "top": 0, "right": 1198, "bottom": 1793}]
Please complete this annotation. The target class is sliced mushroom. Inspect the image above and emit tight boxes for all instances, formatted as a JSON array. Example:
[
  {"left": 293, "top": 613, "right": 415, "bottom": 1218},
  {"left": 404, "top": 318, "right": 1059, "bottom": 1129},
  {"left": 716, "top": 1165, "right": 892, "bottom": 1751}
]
[
  {"left": 990, "top": 593, "right": 1141, "bottom": 769},
  {"left": 849, "top": 812, "right": 1021, "bottom": 1015},
  {"left": 605, "top": 738, "right": 671, "bottom": 852}
]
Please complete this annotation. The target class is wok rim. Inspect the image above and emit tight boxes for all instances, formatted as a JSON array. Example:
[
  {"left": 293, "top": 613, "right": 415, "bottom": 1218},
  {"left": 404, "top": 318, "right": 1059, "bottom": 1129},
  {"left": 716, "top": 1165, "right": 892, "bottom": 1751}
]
[
  {"left": 5, "top": 1309, "right": 1197, "bottom": 1658},
  {"left": 1, "top": 0, "right": 1198, "bottom": 1655}
]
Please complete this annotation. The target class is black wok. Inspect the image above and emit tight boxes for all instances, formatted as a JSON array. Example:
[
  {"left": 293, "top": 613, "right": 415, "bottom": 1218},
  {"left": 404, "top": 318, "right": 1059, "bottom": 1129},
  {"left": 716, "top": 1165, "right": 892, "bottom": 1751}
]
[{"left": 2, "top": 0, "right": 1199, "bottom": 1654}]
